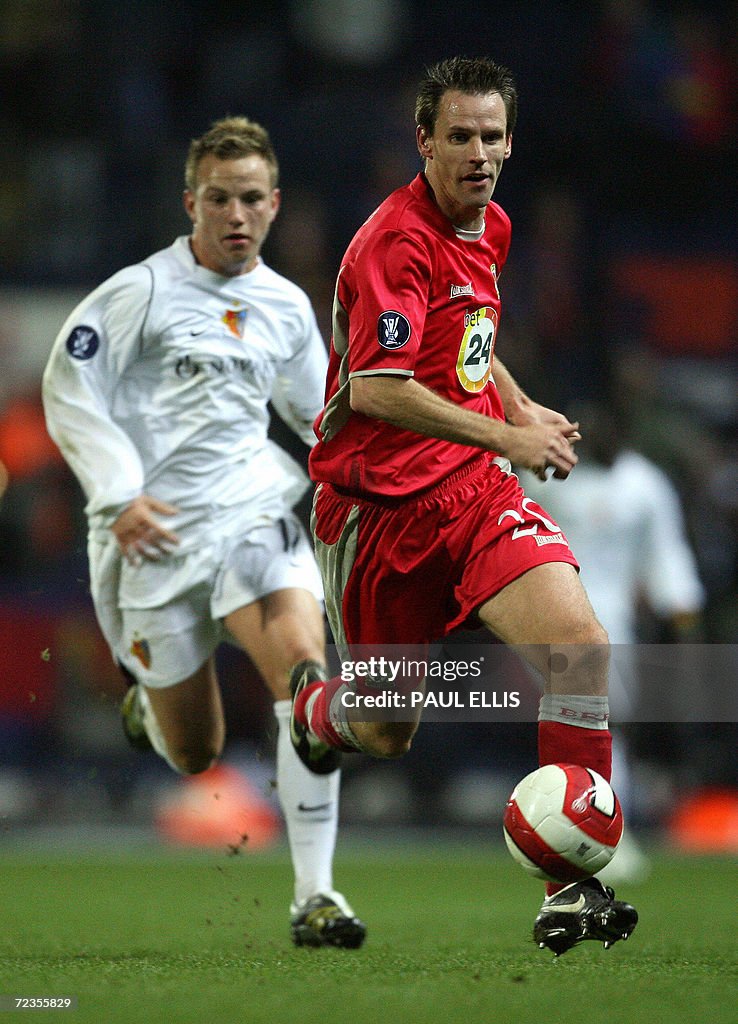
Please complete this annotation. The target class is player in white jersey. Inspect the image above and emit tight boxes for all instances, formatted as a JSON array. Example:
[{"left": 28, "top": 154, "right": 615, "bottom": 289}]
[{"left": 42, "top": 116, "right": 365, "bottom": 949}]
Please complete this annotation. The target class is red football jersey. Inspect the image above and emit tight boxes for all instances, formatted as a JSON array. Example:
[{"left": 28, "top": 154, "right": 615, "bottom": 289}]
[{"left": 310, "top": 173, "right": 511, "bottom": 497}]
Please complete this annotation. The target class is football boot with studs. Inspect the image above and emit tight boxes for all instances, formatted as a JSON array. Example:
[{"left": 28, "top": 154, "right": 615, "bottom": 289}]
[
  {"left": 290, "top": 891, "right": 366, "bottom": 949},
  {"left": 534, "top": 877, "right": 638, "bottom": 956}
]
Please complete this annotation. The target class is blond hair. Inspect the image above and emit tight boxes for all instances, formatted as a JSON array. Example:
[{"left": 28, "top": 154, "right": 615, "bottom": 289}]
[{"left": 185, "top": 116, "right": 279, "bottom": 191}]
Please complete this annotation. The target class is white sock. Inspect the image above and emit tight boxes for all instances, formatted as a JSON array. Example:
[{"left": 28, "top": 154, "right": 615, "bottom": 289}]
[
  {"left": 274, "top": 699, "right": 340, "bottom": 907},
  {"left": 138, "top": 685, "right": 184, "bottom": 774}
]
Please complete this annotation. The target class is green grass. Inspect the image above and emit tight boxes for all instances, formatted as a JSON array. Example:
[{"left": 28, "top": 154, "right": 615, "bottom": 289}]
[{"left": 0, "top": 839, "right": 735, "bottom": 1024}]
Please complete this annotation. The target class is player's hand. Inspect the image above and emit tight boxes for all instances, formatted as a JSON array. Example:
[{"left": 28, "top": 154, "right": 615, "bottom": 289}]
[
  {"left": 112, "top": 495, "right": 181, "bottom": 564},
  {"left": 505, "top": 399, "right": 581, "bottom": 480},
  {"left": 499, "top": 419, "right": 580, "bottom": 481},
  {"left": 515, "top": 400, "right": 581, "bottom": 434}
]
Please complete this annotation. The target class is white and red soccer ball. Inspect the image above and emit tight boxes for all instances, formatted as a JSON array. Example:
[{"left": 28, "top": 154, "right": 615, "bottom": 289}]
[{"left": 503, "top": 763, "right": 623, "bottom": 883}]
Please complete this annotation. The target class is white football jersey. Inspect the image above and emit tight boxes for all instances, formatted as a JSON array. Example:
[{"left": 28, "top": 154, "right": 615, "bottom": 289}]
[
  {"left": 522, "top": 451, "right": 705, "bottom": 644},
  {"left": 43, "top": 236, "right": 328, "bottom": 548}
]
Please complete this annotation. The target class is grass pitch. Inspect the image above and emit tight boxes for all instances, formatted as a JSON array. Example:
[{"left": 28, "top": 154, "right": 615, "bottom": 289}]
[{"left": 1, "top": 837, "right": 735, "bottom": 1024}]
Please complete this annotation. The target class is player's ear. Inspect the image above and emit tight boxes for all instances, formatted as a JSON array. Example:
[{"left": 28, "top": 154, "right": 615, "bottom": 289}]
[
  {"left": 504, "top": 134, "right": 513, "bottom": 159},
  {"left": 269, "top": 187, "right": 281, "bottom": 222},
  {"left": 416, "top": 125, "right": 433, "bottom": 160},
  {"left": 183, "top": 190, "right": 196, "bottom": 223}
]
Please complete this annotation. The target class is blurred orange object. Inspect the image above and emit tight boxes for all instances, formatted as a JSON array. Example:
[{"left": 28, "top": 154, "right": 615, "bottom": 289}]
[
  {"left": 667, "top": 788, "right": 738, "bottom": 852},
  {"left": 155, "top": 763, "right": 281, "bottom": 851},
  {"left": 0, "top": 395, "right": 64, "bottom": 478}
]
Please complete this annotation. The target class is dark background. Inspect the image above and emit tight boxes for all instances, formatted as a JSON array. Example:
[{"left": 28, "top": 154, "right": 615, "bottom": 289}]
[{"left": 0, "top": 0, "right": 735, "bottom": 838}]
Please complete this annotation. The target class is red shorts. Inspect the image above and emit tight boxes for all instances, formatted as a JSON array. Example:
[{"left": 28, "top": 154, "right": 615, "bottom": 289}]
[{"left": 311, "top": 457, "right": 578, "bottom": 647}]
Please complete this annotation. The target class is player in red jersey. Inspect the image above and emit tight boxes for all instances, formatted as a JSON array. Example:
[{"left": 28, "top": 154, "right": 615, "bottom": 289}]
[{"left": 291, "top": 56, "right": 637, "bottom": 955}]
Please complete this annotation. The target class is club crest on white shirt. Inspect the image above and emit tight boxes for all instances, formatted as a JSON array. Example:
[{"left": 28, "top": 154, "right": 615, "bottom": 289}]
[{"left": 222, "top": 307, "right": 247, "bottom": 339}]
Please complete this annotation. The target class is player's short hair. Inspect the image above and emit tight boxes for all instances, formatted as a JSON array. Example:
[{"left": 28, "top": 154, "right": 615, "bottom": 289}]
[
  {"left": 185, "top": 116, "right": 279, "bottom": 191},
  {"left": 415, "top": 56, "right": 518, "bottom": 137}
]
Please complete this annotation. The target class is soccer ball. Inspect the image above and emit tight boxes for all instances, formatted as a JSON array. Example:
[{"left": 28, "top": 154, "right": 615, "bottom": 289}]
[{"left": 503, "top": 763, "right": 623, "bottom": 883}]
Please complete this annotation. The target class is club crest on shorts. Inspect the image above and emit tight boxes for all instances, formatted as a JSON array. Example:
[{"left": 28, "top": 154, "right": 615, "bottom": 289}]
[
  {"left": 130, "top": 637, "right": 151, "bottom": 669},
  {"left": 377, "top": 311, "right": 411, "bottom": 350},
  {"left": 66, "top": 325, "right": 99, "bottom": 360}
]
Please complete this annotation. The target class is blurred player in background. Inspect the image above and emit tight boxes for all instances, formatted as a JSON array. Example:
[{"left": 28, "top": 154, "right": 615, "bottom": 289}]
[
  {"left": 522, "top": 400, "right": 705, "bottom": 881},
  {"left": 289, "top": 56, "right": 638, "bottom": 955},
  {"left": 42, "top": 117, "right": 365, "bottom": 949}
]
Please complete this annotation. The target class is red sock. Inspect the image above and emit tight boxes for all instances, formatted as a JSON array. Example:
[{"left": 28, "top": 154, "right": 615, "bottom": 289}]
[
  {"left": 294, "top": 677, "right": 356, "bottom": 751},
  {"left": 538, "top": 720, "right": 612, "bottom": 781},
  {"left": 539, "top": 721, "right": 612, "bottom": 895}
]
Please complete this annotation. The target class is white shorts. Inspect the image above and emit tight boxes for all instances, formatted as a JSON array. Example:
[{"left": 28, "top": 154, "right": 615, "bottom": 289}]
[{"left": 88, "top": 514, "right": 323, "bottom": 688}]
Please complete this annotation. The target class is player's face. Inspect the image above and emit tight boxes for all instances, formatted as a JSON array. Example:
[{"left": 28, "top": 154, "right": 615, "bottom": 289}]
[
  {"left": 417, "top": 90, "right": 512, "bottom": 230},
  {"left": 184, "top": 154, "right": 280, "bottom": 276}
]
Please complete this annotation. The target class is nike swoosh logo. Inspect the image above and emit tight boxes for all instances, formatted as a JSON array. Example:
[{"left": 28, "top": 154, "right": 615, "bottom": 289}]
[
  {"left": 190, "top": 327, "right": 208, "bottom": 336},
  {"left": 547, "top": 894, "right": 586, "bottom": 914},
  {"left": 297, "top": 802, "right": 332, "bottom": 813}
]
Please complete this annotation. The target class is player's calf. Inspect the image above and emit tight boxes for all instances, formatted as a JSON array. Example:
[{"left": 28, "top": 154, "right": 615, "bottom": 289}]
[
  {"left": 290, "top": 661, "right": 423, "bottom": 762},
  {"left": 357, "top": 720, "right": 417, "bottom": 759}
]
